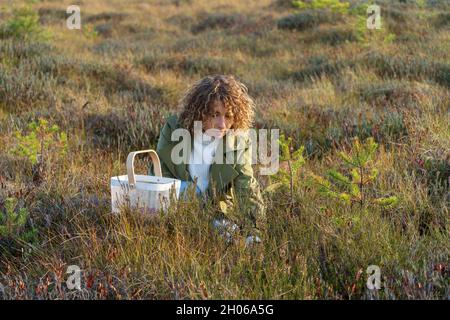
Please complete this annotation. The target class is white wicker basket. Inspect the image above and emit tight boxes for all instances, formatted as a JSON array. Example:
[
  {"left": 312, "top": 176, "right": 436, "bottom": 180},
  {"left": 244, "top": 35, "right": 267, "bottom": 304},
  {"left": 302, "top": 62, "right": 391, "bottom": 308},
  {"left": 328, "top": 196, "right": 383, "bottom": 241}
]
[{"left": 111, "top": 149, "right": 181, "bottom": 214}]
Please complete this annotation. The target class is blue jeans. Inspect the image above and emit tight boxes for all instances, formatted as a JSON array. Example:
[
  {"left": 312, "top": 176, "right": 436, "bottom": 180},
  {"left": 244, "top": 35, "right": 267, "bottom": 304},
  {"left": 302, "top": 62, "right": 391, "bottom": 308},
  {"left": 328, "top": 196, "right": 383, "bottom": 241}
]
[{"left": 180, "top": 180, "right": 202, "bottom": 196}]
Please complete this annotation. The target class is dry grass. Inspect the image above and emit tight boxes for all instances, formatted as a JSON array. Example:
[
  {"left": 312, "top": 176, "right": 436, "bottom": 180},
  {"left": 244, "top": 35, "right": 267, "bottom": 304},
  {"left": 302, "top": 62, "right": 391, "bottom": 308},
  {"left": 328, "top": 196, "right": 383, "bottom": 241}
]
[{"left": 0, "top": 0, "right": 449, "bottom": 299}]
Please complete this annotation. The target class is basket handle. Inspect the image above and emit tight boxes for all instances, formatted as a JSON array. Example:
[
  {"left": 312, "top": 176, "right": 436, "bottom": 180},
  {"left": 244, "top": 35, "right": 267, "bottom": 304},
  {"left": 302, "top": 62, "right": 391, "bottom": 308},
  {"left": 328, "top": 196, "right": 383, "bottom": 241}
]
[{"left": 126, "top": 149, "right": 162, "bottom": 187}]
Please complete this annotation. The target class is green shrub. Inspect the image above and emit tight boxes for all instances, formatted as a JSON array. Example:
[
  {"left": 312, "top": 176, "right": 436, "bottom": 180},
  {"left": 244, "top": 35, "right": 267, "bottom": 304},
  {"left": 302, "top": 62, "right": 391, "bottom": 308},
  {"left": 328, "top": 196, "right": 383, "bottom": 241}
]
[
  {"left": 292, "top": 0, "right": 350, "bottom": 14},
  {"left": 348, "top": 2, "right": 410, "bottom": 43},
  {"left": 0, "top": 7, "right": 51, "bottom": 41},
  {"left": 11, "top": 118, "right": 68, "bottom": 183}
]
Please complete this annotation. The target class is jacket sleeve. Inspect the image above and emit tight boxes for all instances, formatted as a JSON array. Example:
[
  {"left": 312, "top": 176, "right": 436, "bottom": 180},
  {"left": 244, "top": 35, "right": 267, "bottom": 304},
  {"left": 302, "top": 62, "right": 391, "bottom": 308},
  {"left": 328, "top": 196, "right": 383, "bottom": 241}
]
[
  {"left": 148, "top": 121, "right": 175, "bottom": 178},
  {"left": 222, "top": 139, "right": 267, "bottom": 237}
]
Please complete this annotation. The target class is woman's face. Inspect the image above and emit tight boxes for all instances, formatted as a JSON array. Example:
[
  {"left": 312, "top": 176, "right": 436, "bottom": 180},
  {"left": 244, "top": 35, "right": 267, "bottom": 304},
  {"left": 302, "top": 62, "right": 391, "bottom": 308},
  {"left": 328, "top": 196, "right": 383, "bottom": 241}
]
[{"left": 202, "top": 99, "right": 234, "bottom": 138}]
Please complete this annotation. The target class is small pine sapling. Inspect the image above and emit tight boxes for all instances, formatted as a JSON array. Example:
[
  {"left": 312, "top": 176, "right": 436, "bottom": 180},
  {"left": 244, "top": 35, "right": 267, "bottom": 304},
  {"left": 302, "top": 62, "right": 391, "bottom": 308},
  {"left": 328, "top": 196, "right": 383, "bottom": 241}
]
[{"left": 310, "top": 137, "right": 398, "bottom": 209}]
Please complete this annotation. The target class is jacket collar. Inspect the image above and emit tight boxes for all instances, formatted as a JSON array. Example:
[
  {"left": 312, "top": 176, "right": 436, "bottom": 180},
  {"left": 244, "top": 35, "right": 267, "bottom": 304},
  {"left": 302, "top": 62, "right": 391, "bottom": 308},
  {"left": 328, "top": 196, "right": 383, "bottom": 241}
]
[{"left": 157, "top": 116, "right": 245, "bottom": 192}]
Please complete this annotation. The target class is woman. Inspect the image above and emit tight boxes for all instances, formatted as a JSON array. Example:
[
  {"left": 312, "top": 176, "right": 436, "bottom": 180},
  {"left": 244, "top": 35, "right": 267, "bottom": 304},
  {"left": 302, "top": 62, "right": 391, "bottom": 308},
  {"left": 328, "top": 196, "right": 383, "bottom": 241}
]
[{"left": 151, "top": 75, "right": 266, "bottom": 245}]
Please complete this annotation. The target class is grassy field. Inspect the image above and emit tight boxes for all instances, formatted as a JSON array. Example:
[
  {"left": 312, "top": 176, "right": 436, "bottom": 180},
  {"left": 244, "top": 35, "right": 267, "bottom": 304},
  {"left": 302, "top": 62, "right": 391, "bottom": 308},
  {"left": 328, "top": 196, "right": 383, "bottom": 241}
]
[{"left": 0, "top": 0, "right": 449, "bottom": 299}]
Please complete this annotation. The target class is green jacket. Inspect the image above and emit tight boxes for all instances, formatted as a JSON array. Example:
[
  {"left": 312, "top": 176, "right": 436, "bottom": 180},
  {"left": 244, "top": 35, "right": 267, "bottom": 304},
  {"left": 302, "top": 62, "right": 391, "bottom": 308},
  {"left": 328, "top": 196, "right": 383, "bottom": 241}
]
[{"left": 150, "top": 115, "right": 266, "bottom": 236}]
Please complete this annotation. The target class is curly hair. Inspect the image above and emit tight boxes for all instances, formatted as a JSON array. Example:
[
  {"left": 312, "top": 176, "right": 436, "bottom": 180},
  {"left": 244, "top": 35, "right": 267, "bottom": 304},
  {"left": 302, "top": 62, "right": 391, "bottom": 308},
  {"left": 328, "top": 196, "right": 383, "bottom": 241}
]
[{"left": 178, "top": 75, "right": 255, "bottom": 133}]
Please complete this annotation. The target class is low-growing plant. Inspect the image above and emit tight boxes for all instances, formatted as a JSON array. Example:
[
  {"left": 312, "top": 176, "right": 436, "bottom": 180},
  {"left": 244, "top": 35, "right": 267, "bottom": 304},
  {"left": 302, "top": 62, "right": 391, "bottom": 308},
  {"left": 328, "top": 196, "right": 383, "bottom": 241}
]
[
  {"left": 0, "top": 65, "right": 57, "bottom": 112},
  {"left": 11, "top": 118, "right": 68, "bottom": 182},
  {"left": 0, "top": 7, "right": 51, "bottom": 41},
  {"left": 420, "top": 157, "right": 450, "bottom": 195},
  {"left": 85, "top": 103, "right": 165, "bottom": 153},
  {"left": 310, "top": 137, "right": 398, "bottom": 209},
  {"left": 349, "top": 1, "right": 403, "bottom": 44},
  {"left": 361, "top": 53, "right": 450, "bottom": 89},
  {"left": 380, "top": 112, "right": 407, "bottom": 141},
  {"left": 267, "top": 134, "right": 305, "bottom": 211},
  {"left": 292, "top": 0, "right": 350, "bottom": 14},
  {"left": 82, "top": 24, "right": 99, "bottom": 40},
  {"left": 0, "top": 197, "right": 37, "bottom": 244},
  {"left": 0, "top": 0, "right": 448, "bottom": 300}
]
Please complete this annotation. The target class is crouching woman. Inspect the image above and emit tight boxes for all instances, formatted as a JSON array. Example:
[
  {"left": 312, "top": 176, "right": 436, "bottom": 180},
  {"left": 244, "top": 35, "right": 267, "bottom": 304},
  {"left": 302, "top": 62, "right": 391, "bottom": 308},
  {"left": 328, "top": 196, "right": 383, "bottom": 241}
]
[{"left": 150, "top": 75, "right": 266, "bottom": 244}]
